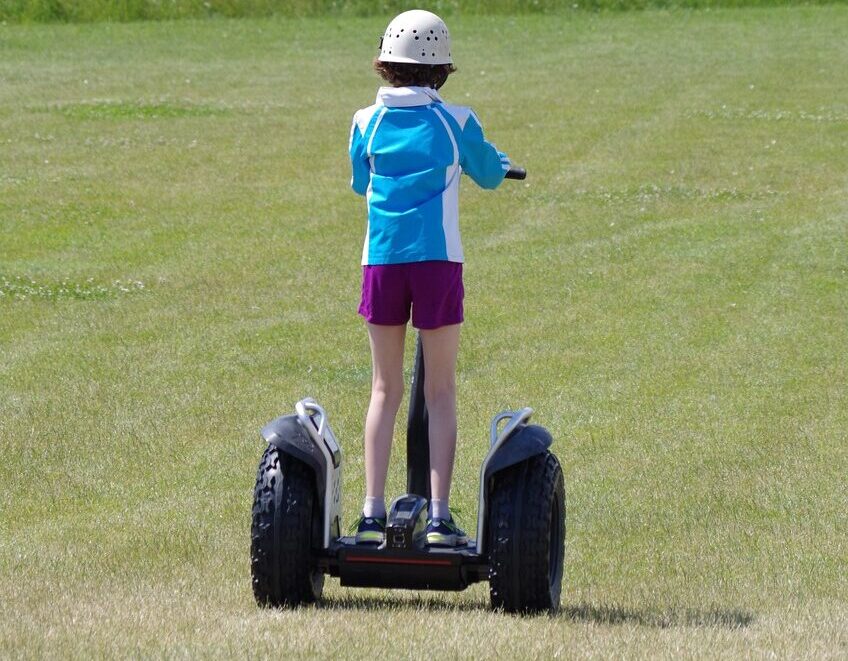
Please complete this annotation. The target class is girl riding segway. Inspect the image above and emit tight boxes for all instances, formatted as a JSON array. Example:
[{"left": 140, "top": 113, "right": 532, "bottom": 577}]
[{"left": 348, "top": 10, "right": 512, "bottom": 547}]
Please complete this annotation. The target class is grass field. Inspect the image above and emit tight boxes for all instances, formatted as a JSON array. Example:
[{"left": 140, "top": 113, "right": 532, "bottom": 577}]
[
  {"left": 1, "top": 6, "right": 847, "bottom": 658},
  {"left": 3, "top": 0, "right": 842, "bottom": 23}
]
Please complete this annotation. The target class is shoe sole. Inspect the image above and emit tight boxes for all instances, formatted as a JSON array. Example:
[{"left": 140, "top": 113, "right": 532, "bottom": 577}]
[
  {"left": 426, "top": 532, "right": 469, "bottom": 547},
  {"left": 355, "top": 531, "right": 385, "bottom": 544}
]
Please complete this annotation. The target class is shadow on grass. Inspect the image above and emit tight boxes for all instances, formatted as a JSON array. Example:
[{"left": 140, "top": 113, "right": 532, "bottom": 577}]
[
  {"left": 563, "top": 602, "right": 755, "bottom": 629},
  {"left": 317, "top": 595, "right": 754, "bottom": 628},
  {"left": 317, "top": 594, "right": 487, "bottom": 613}
]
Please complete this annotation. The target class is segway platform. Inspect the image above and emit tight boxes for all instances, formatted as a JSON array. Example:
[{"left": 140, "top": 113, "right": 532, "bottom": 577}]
[{"left": 322, "top": 538, "right": 487, "bottom": 591}]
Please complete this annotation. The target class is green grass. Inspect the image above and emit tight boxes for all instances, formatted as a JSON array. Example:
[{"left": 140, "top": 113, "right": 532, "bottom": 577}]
[
  {"left": 48, "top": 100, "right": 231, "bottom": 119},
  {"left": 1, "top": 6, "right": 847, "bottom": 658},
  {"left": 1, "top": 0, "right": 843, "bottom": 23}
]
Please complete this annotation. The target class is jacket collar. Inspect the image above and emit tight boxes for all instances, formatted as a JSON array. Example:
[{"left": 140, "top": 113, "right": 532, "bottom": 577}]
[{"left": 376, "top": 86, "right": 443, "bottom": 108}]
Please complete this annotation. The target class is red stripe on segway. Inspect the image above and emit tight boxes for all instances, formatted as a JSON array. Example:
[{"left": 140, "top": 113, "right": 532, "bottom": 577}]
[{"left": 345, "top": 555, "right": 454, "bottom": 567}]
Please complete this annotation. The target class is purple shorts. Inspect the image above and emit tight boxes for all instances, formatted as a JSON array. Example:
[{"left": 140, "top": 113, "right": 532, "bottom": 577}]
[{"left": 358, "top": 261, "right": 464, "bottom": 329}]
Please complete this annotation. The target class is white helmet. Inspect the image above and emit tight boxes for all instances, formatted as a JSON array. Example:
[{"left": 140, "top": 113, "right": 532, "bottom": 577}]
[{"left": 377, "top": 10, "right": 452, "bottom": 65}]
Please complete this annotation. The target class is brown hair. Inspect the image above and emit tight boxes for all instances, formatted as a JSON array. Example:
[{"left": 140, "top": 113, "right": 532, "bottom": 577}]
[{"left": 373, "top": 59, "right": 457, "bottom": 90}]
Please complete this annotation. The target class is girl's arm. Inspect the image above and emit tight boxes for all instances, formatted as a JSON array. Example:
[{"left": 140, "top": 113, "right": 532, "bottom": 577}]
[
  {"left": 349, "top": 115, "right": 370, "bottom": 196},
  {"left": 459, "top": 111, "right": 510, "bottom": 190}
]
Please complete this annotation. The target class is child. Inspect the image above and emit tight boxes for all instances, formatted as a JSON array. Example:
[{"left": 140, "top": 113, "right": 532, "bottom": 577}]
[{"left": 348, "top": 9, "right": 511, "bottom": 547}]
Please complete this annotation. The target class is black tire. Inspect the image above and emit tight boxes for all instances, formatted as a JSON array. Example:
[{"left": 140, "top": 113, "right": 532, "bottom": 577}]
[
  {"left": 250, "top": 445, "right": 324, "bottom": 608},
  {"left": 487, "top": 451, "right": 565, "bottom": 614}
]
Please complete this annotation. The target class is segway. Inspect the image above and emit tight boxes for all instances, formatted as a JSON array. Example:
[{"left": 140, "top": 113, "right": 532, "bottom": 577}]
[{"left": 250, "top": 168, "right": 566, "bottom": 613}]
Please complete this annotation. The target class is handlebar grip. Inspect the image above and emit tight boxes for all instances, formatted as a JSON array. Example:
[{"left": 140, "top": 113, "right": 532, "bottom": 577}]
[{"left": 505, "top": 167, "right": 527, "bottom": 180}]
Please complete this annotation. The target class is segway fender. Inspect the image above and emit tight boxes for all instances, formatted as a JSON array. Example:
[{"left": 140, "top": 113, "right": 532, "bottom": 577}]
[
  {"left": 483, "top": 424, "right": 552, "bottom": 481},
  {"left": 261, "top": 414, "right": 328, "bottom": 511},
  {"left": 476, "top": 422, "right": 553, "bottom": 556}
]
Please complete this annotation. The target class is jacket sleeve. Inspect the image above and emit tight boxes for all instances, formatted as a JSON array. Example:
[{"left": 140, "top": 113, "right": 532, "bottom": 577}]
[
  {"left": 459, "top": 110, "right": 510, "bottom": 190},
  {"left": 349, "top": 113, "right": 370, "bottom": 196}
]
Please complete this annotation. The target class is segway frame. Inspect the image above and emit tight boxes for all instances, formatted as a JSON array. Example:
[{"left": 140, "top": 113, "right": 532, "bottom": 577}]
[
  {"left": 261, "top": 388, "right": 489, "bottom": 592},
  {"left": 261, "top": 382, "right": 552, "bottom": 593},
  {"left": 260, "top": 399, "right": 342, "bottom": 548},
  {"left": 254, "top": 335, "right": 559, "bottom": 597}
]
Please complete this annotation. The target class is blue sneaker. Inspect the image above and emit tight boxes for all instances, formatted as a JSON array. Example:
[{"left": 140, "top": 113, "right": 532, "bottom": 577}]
[
  {"left": 353, "top": 514, "right": 386, "bottom": 545},
  {"left": 426, "top": 516, "right": 468, "bottom": 547}
]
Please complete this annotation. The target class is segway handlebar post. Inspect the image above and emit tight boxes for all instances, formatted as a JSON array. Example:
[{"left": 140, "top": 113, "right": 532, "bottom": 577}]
[{"left": 405, "top": 163, "right": 527, "bottom": 498}]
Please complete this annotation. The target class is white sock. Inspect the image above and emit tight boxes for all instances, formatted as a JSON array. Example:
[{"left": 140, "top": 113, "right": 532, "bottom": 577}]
[
  {"left": 430, "top": 498, "right": 449, "bottom": 520},
  {"left": 363, "top": 496, "right": 386, "bottom": 519}
]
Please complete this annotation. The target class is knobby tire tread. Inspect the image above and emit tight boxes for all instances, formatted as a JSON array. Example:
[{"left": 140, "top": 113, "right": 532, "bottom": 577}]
[
  {"left": 488, "top": 451, "right": 565, "bottom": 613},
  {"left": 250, "top": 445, "right": 323, "bottom": 608}
]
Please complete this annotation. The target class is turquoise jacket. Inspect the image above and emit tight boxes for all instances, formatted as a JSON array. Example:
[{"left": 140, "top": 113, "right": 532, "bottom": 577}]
[{"left": 350, "top": 86, "right": 510, "bottom": 265}]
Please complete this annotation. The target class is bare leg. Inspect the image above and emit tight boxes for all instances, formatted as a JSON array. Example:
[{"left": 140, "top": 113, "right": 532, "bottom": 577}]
[
  {"left": 363, "top": 323, "right": 406, "bottom": 507},
  {"left": 419, "top": 324, "right": 461, "bottom": 504}
]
